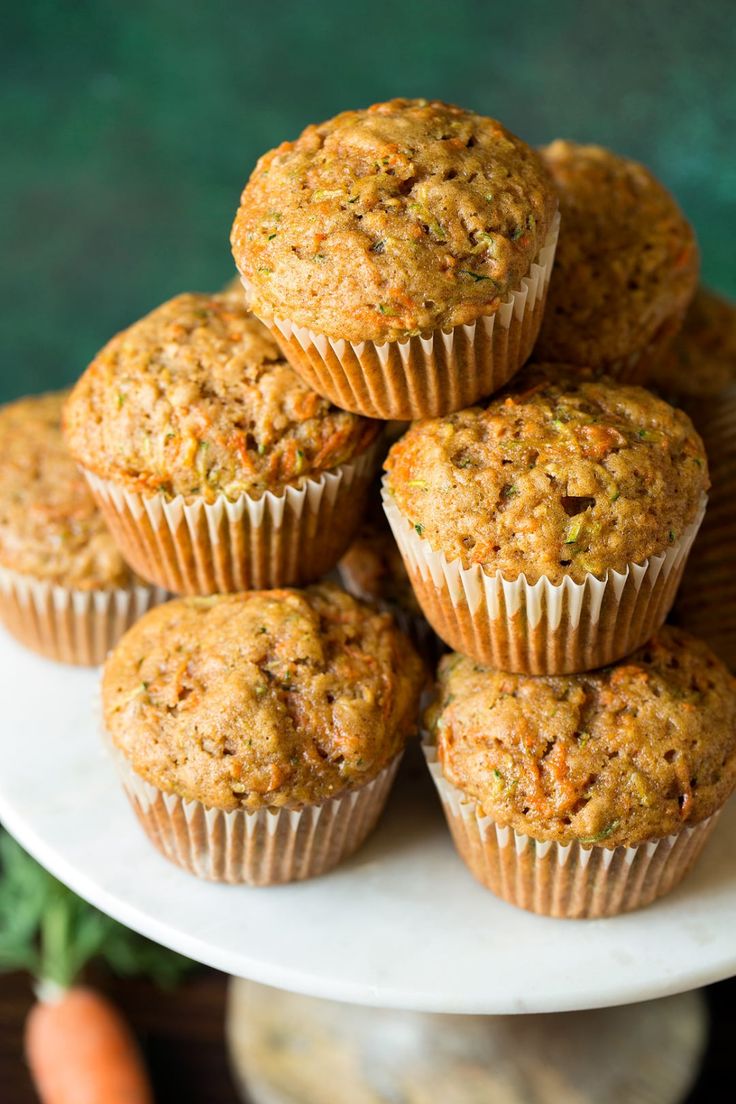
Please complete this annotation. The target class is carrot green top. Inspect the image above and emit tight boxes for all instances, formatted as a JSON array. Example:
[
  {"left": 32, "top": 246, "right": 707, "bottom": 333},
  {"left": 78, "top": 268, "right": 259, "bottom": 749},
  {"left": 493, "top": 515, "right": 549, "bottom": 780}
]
[
  {"left": 427, "top": 628, "right": 736, "bottom": 847},
  {"left": 231, "top": 99, "right": 557, "bottom": 343},
  {"left": 534, "top": 141, "right": 698, "bottom": 368},
  {"left": 384, "top": 366, "right": 708, "bottom": 584},
  {"left": 63, "top": 293, "right": 380, "bottom": 503}
]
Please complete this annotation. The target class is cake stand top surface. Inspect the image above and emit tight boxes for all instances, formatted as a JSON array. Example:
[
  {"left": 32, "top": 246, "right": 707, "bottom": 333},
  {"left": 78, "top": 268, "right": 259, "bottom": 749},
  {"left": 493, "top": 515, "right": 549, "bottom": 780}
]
[{"left": 1, "top": 631, "right": 734, "bottom": 1014}]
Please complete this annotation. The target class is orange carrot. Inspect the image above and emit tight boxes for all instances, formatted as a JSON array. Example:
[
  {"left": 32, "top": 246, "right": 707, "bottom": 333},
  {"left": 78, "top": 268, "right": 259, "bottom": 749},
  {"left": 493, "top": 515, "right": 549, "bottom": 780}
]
[{"left": 25, "top": 986, "right": 153, "bottom": 1104}]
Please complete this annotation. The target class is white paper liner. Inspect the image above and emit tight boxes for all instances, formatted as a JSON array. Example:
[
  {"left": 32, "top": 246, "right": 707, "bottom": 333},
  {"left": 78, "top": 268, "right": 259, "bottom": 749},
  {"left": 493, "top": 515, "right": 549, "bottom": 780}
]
[
  {"left": 676, "top": 392, "right": 736, "bottom": 669},
  {"left": 383, "top": 482, "right": 706, "bottom": 674},
  {"left": 422, "top": 741, "right": 719, "bottom": 919},
  {"left": 0, "top": 565, "right": 165, "bottom": 666},
  {"left": 82, "top": 441, "right": 380, "bottom": 596},
  {"left": 241, "top": 212, "right": 560, "bottom": 420},
  {"left": 109, "top": 745, "right": 402, "bottom": 886}
]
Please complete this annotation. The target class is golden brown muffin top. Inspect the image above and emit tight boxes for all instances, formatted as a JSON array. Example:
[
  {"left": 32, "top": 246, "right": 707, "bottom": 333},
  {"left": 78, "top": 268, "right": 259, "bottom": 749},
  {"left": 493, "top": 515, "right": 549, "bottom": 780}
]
[
  {"left": 384, "top": 366, "right": 708, "bottom": 584},
  {"left": 63, "top": 293, "right": 380, "bottom": 503},
  {"left": 428, "top": 627, "right": 736, "bottom": 847},
  {"left": 534, "top": 141, "right": 698, "bottom": 368},
  {"left": 0, "top": 392, "right": 136, "bottom": 589},
  {"left": 231, "top": 98, "right": 557, "bottom": 343},
  {"left": 338, "top": 492, "right": 421, "bottom": 616},
  {"left": 645, "top": 286, "right": 736, "bottom": 400},
  {"left": 102, "top": 583, "right": 425, "bottom": 811}
]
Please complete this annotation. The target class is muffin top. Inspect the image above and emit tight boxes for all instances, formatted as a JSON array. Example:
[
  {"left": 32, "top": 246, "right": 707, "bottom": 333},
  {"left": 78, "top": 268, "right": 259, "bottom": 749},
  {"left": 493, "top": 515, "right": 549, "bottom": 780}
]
[
  {"left": 231, "top": 98, "right": 557, "bottom": 343},
  {"left": 534, "top": 141, "right": 698, "bottom": 367},
  {"left": 339, "top": 492, "right": 421, "bottom": 616},
  {"left": 0, "top": 392, "right": 136, "bottom": 589},
  {"left": 102, "top": 582, "right": 425, "bottom": 811},
  {"left": 63, "top": 293, "right": 380, "bottom": 503},
  {"left": 645, "top": 286, "right": 736, "bottom": 400},
  {"left": 428, "top": 627, "right": 736, "bottom": 847},
  {"left": 384, "top": 366, "right": 708, "bottom": 584}
]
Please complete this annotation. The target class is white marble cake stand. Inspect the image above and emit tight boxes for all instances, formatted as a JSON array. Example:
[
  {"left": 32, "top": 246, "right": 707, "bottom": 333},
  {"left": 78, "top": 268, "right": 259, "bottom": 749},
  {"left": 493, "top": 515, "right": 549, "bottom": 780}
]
[{"left": 1, "top": 629, "right": 735, "bottom": 1015}]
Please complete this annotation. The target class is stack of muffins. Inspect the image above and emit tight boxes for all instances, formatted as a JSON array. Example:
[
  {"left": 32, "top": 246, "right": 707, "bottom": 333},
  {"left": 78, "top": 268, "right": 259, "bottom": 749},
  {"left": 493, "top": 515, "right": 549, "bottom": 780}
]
[{"left": 3, "top": 98, "right": 735, "bottom": 917}]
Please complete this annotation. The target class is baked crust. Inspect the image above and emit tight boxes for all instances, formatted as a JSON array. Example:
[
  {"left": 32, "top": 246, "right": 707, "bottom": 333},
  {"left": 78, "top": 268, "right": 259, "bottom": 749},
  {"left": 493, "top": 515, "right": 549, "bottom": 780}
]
[
  {"left": 428, "top": 627, "right": 736, "bottom": 846},
  {"left": 103, "top": 583, "right": 425, "bottom": 811},
  {"left": 646, "top": 286, "right": 736, "bottom": 400},
  {"left": 0, "top": 391, "right": 135, "bottom": 589},
  {"left": 232, "top": 98, "right": 557, "bottom": 342},
  {"left": 63, "top": 293, "right": 380, "bottom": 502},
  {"left": 384, "top": 365, "right": 708, "bottom": 585},
  {"left": 535, "top": 141, "right": 698, "bottom": 368}
]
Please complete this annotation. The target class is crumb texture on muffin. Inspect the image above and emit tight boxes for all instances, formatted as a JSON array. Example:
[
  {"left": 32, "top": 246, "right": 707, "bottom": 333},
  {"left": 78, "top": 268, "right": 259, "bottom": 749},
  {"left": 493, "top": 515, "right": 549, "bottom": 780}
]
[
  {"left": 63, "top": 293, "right": 380, "bottom": 502},
  {"left": 645, "top": 286, "right": 736, "bottom": 400},
  {"left": 534, "top": 141, "right": 698, "bottom": 366},
  {"left": 385, "top": 366, "right": 708, "bottom": 584},
  {"left": 103, "top": 583, "right": 425, "bottom": 811},
  {"left": 428, "top": 627, "right": 736, "bottom": 847},
  {"left": 232, "top": 98, "right": 557, "bottom": 342},
  {"left": 0, "top": 392, "right": 135, "bottom": 589}
]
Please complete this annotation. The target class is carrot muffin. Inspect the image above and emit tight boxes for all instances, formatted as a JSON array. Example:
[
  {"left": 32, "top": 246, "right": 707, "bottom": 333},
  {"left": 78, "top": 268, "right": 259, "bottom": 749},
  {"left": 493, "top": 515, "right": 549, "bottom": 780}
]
[
  {"left": 675, "top": 389, "right": 736, "bottom": 671},
  {"left": 644, "top": 286, "right": 736, "bottom": 404},
  {"left": 220, "top": 273, "right": 246, "bottom": 299},
  {"left": 231, "top": 98, "right": 559, "bottom": 419},
  {"left": 534, "top": 141, "right": 698, "bottom": 379},
  {"left": 383, "top": 366, "right": 708, "bottom": 672},
  {"left": 425, "top": 627, "right": 736, "bottom": 917},
  {"left": 0, "top": 391, "right": 163, "bottom": 665},
  {"left": 63, "top": 292, "right": 382, "bottom": 595},
  {"left": 103, "top": 582, "right": 425, "bottom": 884}
]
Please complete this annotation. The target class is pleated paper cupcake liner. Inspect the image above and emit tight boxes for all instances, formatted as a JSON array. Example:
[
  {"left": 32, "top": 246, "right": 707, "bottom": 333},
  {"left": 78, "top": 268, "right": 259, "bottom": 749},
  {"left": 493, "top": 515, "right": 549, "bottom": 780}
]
[
  {"left": 109, "top": 746, "right": 402, "bottom": 886},
  {"left": 241, "top": 212, "right": 559, "bottom": 421},
  {"left": 675, "top": 392, "right": 736, "bottom": 669},
  {"left": 82, "top": 442, "right": 380, "bottom": 597},
  {"left": 383, "top": 483, "right": 705, "bottom": 675},
  {"left": 423, "top": 742, "right": 719, "bottom": 919},
  {"left": 0, "top": 566, "right": 166, "bottom": 666}
]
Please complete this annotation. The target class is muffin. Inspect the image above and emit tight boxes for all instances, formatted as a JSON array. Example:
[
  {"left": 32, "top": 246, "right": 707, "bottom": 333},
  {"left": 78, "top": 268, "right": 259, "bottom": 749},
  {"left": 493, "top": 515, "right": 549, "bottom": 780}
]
[
  {"left": 0, "top": 392, "right": 164, "bottom": 665},
  {"left": 63, "top": 293, "right": 382, "bottom": 596},
  {"left": 220, "top": 273, "right": 246, "bottom": 299},
  {"left": 383, "top": 366, "right": 708, "bottom": 673},
  {"left": 675, "top": 389, "right": 736, "bottom": 670},
  {"left": 338, "top": 487, "right": 442, "bottom": 662},
  {"left": 102, "top": 583, "right": 425, "bottom": 884},
  {"left": 425, "top": 627, "right": 736, "bottom": 918},
  {"left": 534, "top": 141, "right": 698, "bottom": 380},
  {"left": 231, "top": 98, "right": 559, "bottom": 419},
  {"left": 644, "top": 286, "right": 736, "bottom": 407}
]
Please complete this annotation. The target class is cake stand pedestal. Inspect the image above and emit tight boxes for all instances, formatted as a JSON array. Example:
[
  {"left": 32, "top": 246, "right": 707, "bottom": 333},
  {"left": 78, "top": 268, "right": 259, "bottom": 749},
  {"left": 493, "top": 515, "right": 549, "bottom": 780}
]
[{"left": 226, "top": 981, "right": 707, "bottom": 1104}]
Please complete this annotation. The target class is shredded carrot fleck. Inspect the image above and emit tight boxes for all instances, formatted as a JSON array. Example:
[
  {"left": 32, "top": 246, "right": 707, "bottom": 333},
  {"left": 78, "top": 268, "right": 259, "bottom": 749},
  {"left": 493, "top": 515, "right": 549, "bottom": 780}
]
[
  {"left": 579, "top": 424, "right": 627, "bottom": 460},
  {"left": 388, "top": 287, "right": 416, "bottom": 309}
]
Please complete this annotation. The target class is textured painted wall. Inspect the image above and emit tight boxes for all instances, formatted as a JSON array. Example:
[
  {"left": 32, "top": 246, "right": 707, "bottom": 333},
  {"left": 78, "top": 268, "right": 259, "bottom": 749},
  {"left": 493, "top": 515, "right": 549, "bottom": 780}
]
[{"left": 2, "top": 0, "right": 734, "bottom": 401}]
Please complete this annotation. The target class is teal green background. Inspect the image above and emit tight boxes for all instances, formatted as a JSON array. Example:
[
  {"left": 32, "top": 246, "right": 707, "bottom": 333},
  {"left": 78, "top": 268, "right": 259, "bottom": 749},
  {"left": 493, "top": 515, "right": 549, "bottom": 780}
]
[{"left": 2, "top": 0, "right": 734, "bottom": 403}]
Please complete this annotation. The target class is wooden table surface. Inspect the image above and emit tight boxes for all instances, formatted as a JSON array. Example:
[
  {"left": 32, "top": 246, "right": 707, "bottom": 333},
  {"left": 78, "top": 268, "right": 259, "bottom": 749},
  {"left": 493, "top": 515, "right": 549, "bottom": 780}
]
[{"left": 1, "top": 970, "right": 733, "bottom": 1102}]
